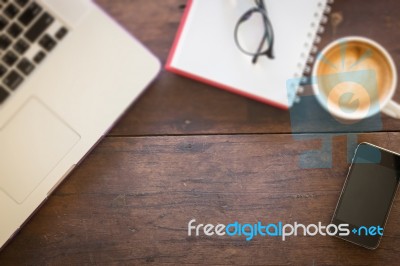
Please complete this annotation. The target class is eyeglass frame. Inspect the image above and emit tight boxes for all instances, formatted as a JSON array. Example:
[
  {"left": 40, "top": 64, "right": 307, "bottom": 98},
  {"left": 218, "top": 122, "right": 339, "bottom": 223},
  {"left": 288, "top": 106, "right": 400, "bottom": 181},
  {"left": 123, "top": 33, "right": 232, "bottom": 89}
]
[{"left": 234, "top": 0, "right": 275, "bottom": 64}]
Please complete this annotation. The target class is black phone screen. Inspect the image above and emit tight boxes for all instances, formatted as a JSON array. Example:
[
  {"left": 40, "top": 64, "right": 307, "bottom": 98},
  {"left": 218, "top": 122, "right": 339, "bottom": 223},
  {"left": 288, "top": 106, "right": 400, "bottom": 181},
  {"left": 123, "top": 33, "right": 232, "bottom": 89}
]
[{"left": 332, "top": 143, "right": 400, "bottom": 249}]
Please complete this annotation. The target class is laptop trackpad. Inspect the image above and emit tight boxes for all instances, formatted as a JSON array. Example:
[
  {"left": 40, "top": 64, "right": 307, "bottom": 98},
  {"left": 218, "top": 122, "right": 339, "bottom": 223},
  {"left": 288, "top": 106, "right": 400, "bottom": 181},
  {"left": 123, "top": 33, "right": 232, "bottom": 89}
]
[{"left": 0, "top": 98, "right": 80, "bottom": 204}]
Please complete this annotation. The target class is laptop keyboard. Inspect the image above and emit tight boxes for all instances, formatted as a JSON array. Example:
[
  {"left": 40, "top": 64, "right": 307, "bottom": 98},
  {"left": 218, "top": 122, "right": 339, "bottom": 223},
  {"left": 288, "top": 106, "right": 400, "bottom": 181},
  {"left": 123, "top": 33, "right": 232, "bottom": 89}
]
[{"left": 0, "top": 0, "right": 68, "bottom": 105}]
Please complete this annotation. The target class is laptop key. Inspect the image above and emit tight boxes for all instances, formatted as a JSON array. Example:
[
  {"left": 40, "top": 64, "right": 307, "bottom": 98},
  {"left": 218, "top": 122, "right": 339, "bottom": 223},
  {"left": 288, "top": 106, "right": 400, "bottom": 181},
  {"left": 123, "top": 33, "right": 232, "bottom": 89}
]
[
  {"left": 3, "top": 70, "right": 23, "bottom": 91},
  {"left": 0, "top": 15, "right": 8, "bottom": 31},
  {"left": 33, "top": 50, "right": 45, "bottom": 64},
  {"left": 17, "top": 58, "right": 34, "bottom": 75},
  {"left": 55, "top": 27, "right": 68, "bottom": 40},
  {"left": 4, "top": 3, "right": 19, "bottom": 19},
  {"left": 0, "top": 64, "right": 7, "bottom": 77},
  {"left": 39, "top": 34, "right": 56, "bottom": 51},
  {"left": 18, "top": 2, "right": 42, "bottom": 26},
  {"left": 15, "top": 0, "right": 29, "bottom": 7},
  {"left": 25, "top": 12, "right": 54, "bottom": 42},
  {"left": 13, "top": 38, "right": 30, "bottom": 54},
  {"left": 0, "top": 34, "right": 11, "bottom": 50},
  {"left": 2, "top": 50, "right": 18, "bottom": 66},
  {"left": 7, "top": 22, "right": 23, "bottom": 38},
  {"left": 0, "top": 86, "right": 9, "bottom": 104}
]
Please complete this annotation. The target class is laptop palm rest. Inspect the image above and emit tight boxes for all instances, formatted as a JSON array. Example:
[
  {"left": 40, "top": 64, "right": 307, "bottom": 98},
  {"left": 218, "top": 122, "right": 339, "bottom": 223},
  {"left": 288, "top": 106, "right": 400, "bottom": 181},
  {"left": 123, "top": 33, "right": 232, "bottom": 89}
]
[
  {"left": 40, "top": 0, "right": 91, "bottom": 26},
  {"left": 0, "top": 98, "right": 80, "bottom": 204}
]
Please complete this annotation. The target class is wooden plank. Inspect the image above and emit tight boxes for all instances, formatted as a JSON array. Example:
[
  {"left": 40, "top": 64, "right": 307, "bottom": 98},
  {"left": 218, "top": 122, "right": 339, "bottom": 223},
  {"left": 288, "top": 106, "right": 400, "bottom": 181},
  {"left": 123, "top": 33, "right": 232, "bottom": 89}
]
[{"left": 1, "top": 133, "right": 400, "bottom": 264}]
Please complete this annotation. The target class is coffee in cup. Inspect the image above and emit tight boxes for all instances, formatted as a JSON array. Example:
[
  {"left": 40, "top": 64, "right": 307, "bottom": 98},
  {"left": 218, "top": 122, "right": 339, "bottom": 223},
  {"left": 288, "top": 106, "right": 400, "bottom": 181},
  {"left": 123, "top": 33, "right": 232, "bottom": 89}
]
[{"left": 312, "top": 36, "right": 400, "bottom": 121}]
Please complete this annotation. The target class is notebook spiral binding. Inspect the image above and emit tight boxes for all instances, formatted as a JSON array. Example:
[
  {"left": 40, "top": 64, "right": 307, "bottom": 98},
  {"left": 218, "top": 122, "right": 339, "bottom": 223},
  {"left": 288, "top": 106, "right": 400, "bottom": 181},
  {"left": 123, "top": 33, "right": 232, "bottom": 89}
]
[{"left": 292, "top": 0, "right": 335, "bottom": 104}]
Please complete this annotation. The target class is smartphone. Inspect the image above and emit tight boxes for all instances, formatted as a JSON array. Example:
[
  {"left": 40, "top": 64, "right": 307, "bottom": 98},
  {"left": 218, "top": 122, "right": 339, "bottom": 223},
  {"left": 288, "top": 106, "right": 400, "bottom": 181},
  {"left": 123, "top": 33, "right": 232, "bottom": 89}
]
[{"left": 331, "top": 142, "right": 400, "bottom": 249}]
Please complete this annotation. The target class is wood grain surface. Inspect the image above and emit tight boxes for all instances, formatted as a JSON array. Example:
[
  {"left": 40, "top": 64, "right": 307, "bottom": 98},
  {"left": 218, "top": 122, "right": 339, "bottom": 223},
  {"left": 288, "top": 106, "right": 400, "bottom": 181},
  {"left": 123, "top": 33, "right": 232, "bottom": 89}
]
[{"left": 1, "top": 0, "right": 400, "bottom": 265}]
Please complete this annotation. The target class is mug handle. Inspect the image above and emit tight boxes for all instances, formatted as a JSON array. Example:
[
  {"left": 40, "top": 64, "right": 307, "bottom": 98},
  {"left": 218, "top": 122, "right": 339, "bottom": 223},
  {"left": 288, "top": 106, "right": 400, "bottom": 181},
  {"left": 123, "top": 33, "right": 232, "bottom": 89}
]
[{"left": 382, "top": 100, "right": 400, "bottom": 119}]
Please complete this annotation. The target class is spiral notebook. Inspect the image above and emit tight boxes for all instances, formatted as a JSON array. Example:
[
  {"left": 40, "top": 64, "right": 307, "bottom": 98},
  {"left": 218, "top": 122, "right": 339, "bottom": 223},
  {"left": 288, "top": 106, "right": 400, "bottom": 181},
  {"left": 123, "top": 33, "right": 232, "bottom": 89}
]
[{"left": 166, "top": 0, "right": 333, "bottom": 110}]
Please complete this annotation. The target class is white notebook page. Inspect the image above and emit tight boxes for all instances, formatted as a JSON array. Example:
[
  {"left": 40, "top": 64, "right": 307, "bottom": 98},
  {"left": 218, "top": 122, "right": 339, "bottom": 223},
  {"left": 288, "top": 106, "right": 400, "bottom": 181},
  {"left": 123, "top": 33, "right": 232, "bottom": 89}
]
[{"left": 170, "top": 0, "right": 328, "bottom": 108}]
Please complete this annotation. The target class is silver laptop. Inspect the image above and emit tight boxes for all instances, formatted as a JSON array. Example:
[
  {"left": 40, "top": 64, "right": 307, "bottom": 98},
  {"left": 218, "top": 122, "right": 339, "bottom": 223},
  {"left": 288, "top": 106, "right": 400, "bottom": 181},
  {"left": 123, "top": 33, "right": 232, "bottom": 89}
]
[{"left": 0, "top": 0, "right": 160, "bottom": 248}]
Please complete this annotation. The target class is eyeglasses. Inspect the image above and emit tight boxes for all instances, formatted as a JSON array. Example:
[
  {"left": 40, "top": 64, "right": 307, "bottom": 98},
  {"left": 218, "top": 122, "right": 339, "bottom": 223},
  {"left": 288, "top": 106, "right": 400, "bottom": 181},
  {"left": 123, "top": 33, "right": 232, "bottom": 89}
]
[{"left": 234, "top": 0, "right": 275, "bottom": 64}]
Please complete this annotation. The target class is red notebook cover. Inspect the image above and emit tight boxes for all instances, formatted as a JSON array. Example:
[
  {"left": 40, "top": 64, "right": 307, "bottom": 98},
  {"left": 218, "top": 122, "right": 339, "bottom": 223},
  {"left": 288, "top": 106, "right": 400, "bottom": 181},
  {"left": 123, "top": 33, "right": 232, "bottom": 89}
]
[
  {"left": 165, "top": 0, "right": 331, "bottom": 110},
  {"left": 165, "top": 0, "right": 287, "bottom": 110}
]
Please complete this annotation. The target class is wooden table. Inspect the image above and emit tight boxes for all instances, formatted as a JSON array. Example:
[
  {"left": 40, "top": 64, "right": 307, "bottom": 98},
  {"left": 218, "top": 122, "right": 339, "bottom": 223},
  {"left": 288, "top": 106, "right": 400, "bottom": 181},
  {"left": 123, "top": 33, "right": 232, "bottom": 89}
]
[{"left": 1, "top": 0, "right": 400, "bottom": 265}]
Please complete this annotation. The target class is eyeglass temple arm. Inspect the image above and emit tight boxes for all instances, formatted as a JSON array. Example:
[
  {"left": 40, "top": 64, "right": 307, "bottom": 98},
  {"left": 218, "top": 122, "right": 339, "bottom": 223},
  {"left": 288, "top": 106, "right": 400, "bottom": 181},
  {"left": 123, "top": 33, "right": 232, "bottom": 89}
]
[{"left": 252, "top": 13, "right": 274, "bottom": 63}]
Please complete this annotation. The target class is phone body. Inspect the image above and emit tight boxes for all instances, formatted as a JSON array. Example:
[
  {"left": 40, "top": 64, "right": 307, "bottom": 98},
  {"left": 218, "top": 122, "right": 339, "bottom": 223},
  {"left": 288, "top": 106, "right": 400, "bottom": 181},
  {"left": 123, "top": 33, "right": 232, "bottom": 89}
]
[{"left": 331, "top": 142, "right": 400, "bottom": 249}]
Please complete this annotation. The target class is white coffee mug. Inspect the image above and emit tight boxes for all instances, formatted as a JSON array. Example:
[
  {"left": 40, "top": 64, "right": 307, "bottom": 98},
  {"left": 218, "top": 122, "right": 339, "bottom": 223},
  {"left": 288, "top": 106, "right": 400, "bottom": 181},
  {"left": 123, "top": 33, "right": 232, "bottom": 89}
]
[{"left": 312, "top": 36, "right": 400, "bottom": 121}]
